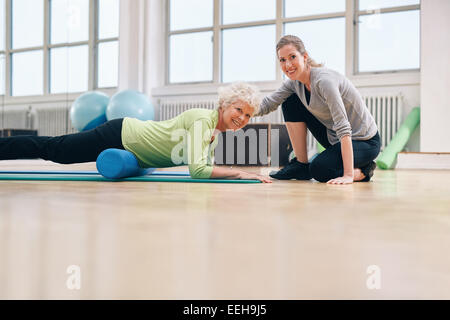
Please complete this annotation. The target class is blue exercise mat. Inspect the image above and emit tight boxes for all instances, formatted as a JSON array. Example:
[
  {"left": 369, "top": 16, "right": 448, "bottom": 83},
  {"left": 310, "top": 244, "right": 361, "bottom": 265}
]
[
  {"left": 0, "top": 173, "right": 261, "bottom": 183},
  {"left": 0, "top": 170, "right": 191, "bottom": 176}
]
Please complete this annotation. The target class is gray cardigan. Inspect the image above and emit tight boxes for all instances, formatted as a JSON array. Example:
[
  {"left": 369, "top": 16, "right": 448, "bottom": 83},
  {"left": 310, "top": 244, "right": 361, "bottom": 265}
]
[{"left": 257, "top": 67, "right": 378, "bottom": 145}]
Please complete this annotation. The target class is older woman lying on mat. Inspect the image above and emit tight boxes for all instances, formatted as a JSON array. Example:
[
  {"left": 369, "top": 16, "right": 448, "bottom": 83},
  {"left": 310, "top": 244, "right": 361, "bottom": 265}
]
[{"left": 0, "top": 82, "right": 271, "bottom": 183}]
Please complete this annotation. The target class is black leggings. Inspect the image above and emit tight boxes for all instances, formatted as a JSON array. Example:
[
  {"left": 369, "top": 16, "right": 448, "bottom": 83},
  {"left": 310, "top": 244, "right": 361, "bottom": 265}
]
[
  {"left": 0, "top": 119, "right": 125, "bottom": 164},
  {"left": 282, "top": 94, "right": 381, "bottom": 182}
]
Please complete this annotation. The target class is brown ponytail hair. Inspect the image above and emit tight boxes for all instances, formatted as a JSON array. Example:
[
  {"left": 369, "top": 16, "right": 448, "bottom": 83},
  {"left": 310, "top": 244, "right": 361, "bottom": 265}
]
[{"left": 276, "top": 35, "right": 323, "bottom": 68}]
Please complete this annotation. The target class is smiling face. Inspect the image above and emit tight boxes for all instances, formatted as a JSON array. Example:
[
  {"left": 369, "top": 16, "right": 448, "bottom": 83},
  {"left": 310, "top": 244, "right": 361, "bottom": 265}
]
[
  {"left": 278, "top": 44, "right": 308, "bottom": 81},
  {"left": 221, "top": 100, "right": 254, "bottom": 131}
]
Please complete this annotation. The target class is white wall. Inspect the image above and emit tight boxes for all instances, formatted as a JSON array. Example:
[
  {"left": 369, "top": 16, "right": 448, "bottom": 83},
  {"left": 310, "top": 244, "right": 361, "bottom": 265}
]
[
  {"left": 118, "top": 0, "right": 165, "bottom": 119},
  {"left": 144, "top": 0, "right": 166, "bottom": 120},
  {"left": 358, "top": 84, "right": 421, "bottom": 152},
  {"left": 118, "top": 0, "right": 146, "bottom": 92},
  {"left": 420, "top": 0, "right": 450, "bottom": 152}
]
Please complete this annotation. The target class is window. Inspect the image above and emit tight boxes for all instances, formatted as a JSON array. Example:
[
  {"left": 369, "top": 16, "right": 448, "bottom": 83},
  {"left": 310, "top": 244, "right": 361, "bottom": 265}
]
[
  {"left": 0, "top": 0, "right": 4, "bottom": 52},
  {"left": 50, "top": 45, "right": 89, "bottom": 93},
  {"left": 12, "top": 0, "right": 44, "bottom": 50},
  {"left": 284, "top": 0, "right": 346, "bottom": 75},
  {"left": 51, "top": 0, "right": 89, "bottom": 44},
  {"left": 222, "top": 25, "right": 276, "bottom": 82},
  {"left": 11, "top": 0, "right": 44, "bottom": 96},
  {"left": 97, "top": 0, "right": 119, "bottom": 88},
  {"left": 98, "top": 40, "right": 119, "bottom": 88},
  {"left": 1, "top": 0, "right": 119, "bottom": 98},
  {"left": 168, "top": 0, "right": 213, "bottom": 83},
  {"left": 0, "top": 53, "right": 6, "bottom": 95},
  {"left": 169, "top": 0, "right": 212, "bottom": 31},
  {"left": 356, "top": 0, "right": 420, "bottom": 72},
  {"left": 167, "top": 0, "right": 346, "bottom": 84},
  {"left": 169, "top": 31, "right": 213, "bottom": 83},
  {"left": 12, "top": 50, "right": 43, "bottom": 96},
  {"left": 167, "top": 0, "right": 421, "bottom": 85},
  {"left": 284, "top": 0, "right": 345, "bottom": 17},
  {"left": 0, "top": 0, "right": 5, "bottom": 95},
  {"left": 359, "top": 0, "right": 419, "bottom": 11},
  {"left": 50, "top": 0, "right": 89, "bottom": 94},
  {"left": 221, "top": 0, "right": 276, "bottom": 82},
  {"left": 222, "top": 0, "right": 275, "bottom": 24}
]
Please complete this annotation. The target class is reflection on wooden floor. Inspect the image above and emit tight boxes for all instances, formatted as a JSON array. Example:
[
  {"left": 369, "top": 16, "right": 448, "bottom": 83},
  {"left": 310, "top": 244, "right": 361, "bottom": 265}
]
[{"left": 0, "top": 160, "right": 449, "bottom": 299}]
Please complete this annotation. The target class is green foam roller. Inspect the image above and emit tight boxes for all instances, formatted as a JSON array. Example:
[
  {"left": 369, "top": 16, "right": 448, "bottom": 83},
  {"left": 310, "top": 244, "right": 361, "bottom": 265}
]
[
  {"left": 288, "top": 141, "right": 325, "bottom": 162},
  {"left": 317, "top": 142, "right": 325, "bottom": 153},
  {"left": 376, "top": 107, "right": 420, "bottom": 170},
  {"left": 288, "top": 150, "right": 295, "bottom": 161}
]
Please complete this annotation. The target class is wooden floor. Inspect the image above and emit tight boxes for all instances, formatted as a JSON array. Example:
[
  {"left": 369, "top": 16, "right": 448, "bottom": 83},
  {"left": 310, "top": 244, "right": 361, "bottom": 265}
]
[{"left": 0, "top": 160, "right": 449, "bottom": 299}]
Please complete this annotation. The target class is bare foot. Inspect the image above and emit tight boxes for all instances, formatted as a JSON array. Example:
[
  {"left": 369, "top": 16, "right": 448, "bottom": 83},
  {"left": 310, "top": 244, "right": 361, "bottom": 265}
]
[{"left": 353, "top": 168, "right": 366, "bottom": 182}]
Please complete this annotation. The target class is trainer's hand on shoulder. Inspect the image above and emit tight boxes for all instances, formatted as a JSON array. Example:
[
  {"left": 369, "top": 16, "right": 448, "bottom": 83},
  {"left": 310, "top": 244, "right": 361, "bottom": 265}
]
[
  {"left": 239, "top": 171, "right": 272, "bottom": 183},
  {"left": 327, "top": 175, "right": 353, "bottom": 185}
]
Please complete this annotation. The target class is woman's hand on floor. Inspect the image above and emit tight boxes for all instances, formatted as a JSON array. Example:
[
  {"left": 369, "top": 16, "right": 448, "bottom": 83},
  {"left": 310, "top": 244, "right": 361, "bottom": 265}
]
[
  {"left": 239, "top": 172, "right": 272, "bottom": 183},
  {"left": 327, "top": 175, "right": 354, "bottom": 185}
]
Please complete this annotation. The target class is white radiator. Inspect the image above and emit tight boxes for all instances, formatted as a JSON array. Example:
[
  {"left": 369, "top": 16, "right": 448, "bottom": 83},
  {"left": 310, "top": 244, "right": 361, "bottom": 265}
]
[
  {"left": 0, "top": 109, "right": 29, "bottom": 129},
  {"left": 363, "top": 94, "right": 402, "bottom": 150},
  {"left": 159, "top": 93, "right": 403, "bottom": 152},
  {"left": 159, "top": 98, "right": 284, "bottom": 124},
  {"left": 0, "top": 105, "right": 76, "bottom": 136},
  {"left": 35, "top": 106, "right": 77, "bottom": 136},
  {"left": 159, "top": 99, "right": 217, "bottom": 120},
  {"left": 1, "top": 93, "right": 402, "bottom": 149}
]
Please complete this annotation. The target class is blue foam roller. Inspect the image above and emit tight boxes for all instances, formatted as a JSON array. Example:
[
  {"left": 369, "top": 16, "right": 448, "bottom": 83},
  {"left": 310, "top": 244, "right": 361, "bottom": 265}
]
[{"left": 96, "top": 149, "right": 155, "bottom": 179}]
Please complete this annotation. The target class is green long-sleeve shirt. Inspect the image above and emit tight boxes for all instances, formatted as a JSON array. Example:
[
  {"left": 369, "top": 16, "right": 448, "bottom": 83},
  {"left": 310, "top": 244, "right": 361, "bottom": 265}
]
[{"left": 121, "top": 108, "right": 219, "bottom": 179}]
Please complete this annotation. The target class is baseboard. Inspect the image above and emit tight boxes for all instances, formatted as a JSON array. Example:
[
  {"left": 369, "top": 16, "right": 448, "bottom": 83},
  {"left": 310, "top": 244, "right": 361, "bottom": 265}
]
[{"left": 396, "top": 152, "right": 450, "bottom": 169}]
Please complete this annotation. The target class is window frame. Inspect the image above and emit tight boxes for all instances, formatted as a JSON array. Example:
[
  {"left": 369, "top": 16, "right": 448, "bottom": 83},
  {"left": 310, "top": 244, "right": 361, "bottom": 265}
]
[
  {"left": 96, "top": 0, "right": 120, "bottom": 89},
  {"left": 354, "top": 1, "right": 421, "bottom": 75},
  {"left": 164, "top": 0, "right": 420, "bottom": 88},
  {"left": 0, "top": 0, "right": 119, "bottom": 103}
]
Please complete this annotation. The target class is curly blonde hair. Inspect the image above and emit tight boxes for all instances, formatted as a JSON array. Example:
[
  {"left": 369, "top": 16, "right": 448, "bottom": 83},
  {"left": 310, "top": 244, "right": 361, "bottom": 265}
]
[{"left": 217, "top": 82, "right": 261, "bottom": 116}]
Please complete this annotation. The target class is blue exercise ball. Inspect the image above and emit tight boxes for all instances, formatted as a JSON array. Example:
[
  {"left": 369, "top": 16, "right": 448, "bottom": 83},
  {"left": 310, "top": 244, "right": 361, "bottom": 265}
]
[
  {"left": 106, "top": 90, "right": 155, "bottom": 121},
  {"left": 70, "top": 91, "right": 109, "bottom": 132}
]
